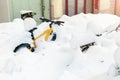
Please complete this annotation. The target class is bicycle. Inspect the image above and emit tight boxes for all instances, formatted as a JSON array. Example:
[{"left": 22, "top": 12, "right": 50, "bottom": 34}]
[
  {"left": 14, "top": 17, "right": 64, "bottom": 52},
  {"left": 33, "top": 17, "right": 64, "bottom": 48}
]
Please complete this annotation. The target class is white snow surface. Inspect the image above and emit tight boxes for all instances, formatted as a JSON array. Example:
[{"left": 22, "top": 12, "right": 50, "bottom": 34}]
[
  {"left": 20, "top": 10, "right": 32, "bottom": 14},
  {"left": 0, "top": 13, "right": 120, "bottom": 80}
]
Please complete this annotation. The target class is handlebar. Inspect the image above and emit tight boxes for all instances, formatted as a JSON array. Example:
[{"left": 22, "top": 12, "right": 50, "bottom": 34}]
[{"left": 40, "top": 17, "right": 64, "bottom": 27}]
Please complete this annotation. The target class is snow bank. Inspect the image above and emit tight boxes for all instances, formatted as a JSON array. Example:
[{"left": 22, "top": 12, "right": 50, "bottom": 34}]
[
  {"left": 86, "top": 14, "right": 120, "bottom": 35},
  {"left": 0, "top": 13, "right": 120, "bottom": 80}
]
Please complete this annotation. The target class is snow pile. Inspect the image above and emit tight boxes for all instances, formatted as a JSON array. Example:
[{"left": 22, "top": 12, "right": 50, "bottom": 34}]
[
  {"left": 0, "top": 13, "right": 120, "bottom": 80},
  {"left": 85, "top": 14, "right": 120, "bottom": 34},
  {"left": 20, "top": 10, "right": 32, "bottom": 14},
  {"left": 24, "top": 18, "right": 37, "bottom": 31}
]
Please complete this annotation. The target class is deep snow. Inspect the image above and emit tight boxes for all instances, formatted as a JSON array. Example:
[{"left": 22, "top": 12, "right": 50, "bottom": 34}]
[{"left": 0, "top": 13, "right": 120, "bottom": 80}]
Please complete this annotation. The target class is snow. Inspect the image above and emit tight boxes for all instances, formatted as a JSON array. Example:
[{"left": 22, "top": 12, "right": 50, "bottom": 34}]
[
  {"left": 24, "top": 18, "right": 37, "bottom": 31},
  {"left": 0, "top": 13, "right": 120, "bottom": 80},
  {"left": 20, "top": 10, "right": 32, "bottom": 14}
]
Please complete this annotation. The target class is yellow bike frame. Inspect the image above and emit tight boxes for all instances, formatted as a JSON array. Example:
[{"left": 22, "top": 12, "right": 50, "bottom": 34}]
[{"left": 33, "top": 27, "right": 53, "bottom": 48}]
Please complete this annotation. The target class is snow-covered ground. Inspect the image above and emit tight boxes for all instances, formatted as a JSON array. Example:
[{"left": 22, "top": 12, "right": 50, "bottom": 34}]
[{"left": 0, "top": 13, "right": 120, "bottom": 80}]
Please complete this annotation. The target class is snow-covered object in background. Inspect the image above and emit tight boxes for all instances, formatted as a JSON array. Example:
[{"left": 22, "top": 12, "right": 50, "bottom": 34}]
[
  {"left": 20, "top": 10, "right": 32, "bottom": 14},
  {"left": 20, "top": 10, "right": 36, "bottom": 20},
  {"left": 24, "top": 18, "right": 37, "bottom": 31}
]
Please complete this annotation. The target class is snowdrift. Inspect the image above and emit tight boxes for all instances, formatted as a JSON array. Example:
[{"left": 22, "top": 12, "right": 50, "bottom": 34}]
[{"left": 0, "top": 13, "right": 120, "bottom": 80}]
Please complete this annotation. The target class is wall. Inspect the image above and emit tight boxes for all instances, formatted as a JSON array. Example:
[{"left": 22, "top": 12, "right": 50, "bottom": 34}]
[
  {"left": 52, "top": 0, "right": 63, "bottom": 19},
  {"left": 43, "top": 0, "right": 50, "bottom": 19},
  {"left": 9, "top": 0, "right": 48, "bottom": 24},
  {"left": 0, "top": 0, "right": 10, "bottom": 23},
  {"left": 78, "top": 0, "right": 84, "bottom": 14},
  {"left": 68, "top": 0, "right": 75, "bottom": 16},
  {"left": 86, "top": 0, "right": 92, "bottom": 13},
  {"left": 63, "top": 0, "right": 84, "bottom": 16},
  {"left": 115, "top": 0, "right": 120, "bottom": 16},
  {"left": 99, "top": 0, "right": 115, "bottom": 14}
]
